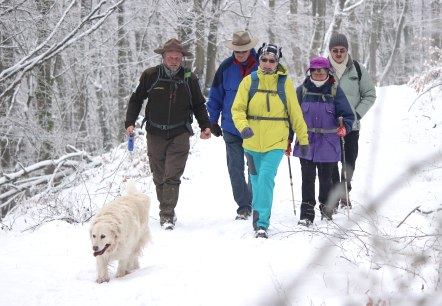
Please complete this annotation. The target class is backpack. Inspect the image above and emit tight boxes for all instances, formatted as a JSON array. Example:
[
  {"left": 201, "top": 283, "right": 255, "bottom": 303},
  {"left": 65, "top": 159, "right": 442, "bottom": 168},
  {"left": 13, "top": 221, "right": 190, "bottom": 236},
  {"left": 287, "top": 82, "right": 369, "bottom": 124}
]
[
  {"left": 246, "top": 71, "right": 289, "bottom": 122},
  {"left": 248, "top": 71, "right": 287, "bottom": 107},
  {"left": 141, "top": 65, "right": 194, "bottom": 131}
]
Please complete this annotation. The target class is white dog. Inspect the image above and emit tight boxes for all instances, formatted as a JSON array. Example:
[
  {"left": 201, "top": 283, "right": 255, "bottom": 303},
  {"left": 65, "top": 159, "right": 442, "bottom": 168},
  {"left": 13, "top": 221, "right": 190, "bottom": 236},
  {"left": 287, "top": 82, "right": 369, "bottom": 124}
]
[{"left": 89, "top": 183, "right": 151, "bottom": 283}]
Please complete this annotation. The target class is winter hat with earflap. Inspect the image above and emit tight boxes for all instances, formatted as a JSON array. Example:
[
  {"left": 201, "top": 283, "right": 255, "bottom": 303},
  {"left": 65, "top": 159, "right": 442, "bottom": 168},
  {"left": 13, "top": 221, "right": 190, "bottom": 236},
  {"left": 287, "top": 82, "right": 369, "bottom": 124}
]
[
  {"left": 329, "top": 33, "right": 349, "bottom": 50},
  {"left": 307, "top": 56, "right": 332, "bottom": 72},
  {"left": 257, "top": 43, "right": 282, "bottom": 62}
]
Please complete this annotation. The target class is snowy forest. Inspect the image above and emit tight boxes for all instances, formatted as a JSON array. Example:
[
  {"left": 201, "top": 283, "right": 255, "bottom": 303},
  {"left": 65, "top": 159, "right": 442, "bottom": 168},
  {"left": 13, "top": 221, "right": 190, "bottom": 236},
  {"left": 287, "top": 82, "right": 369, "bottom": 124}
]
[{"left": 1, "top": 0, "right": 442, "bottom": 216}]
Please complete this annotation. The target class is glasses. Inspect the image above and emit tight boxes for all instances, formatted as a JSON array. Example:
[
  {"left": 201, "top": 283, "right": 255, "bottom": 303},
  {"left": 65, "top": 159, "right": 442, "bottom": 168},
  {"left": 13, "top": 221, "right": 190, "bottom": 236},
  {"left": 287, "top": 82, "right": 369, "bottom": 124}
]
[
  {"left": 332, "top": 48, "right": 347, "bottom": 54},
  {"left": 310, "top": 68, "right": 329, "bottom": 74},
  {"left": 234, "top": 50, "right": 248, "bottom": 54},
  {"left": 260, "top": 58, "right": 277, "bottom": 64}
]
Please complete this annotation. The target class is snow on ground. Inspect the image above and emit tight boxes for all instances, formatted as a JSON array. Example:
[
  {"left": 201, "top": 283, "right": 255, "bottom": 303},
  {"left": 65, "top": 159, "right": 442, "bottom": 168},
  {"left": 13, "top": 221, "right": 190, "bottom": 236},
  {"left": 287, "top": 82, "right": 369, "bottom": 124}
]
[{"left": 1, "top": 84, "right": 442, "bottom": 306}]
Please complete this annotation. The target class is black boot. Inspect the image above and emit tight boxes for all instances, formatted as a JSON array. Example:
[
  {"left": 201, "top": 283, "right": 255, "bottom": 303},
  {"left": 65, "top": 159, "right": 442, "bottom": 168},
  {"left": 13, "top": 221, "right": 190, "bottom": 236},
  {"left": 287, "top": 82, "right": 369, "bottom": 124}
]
[{"left": 320, "top": 203, "right": 333, "bottom": 221}]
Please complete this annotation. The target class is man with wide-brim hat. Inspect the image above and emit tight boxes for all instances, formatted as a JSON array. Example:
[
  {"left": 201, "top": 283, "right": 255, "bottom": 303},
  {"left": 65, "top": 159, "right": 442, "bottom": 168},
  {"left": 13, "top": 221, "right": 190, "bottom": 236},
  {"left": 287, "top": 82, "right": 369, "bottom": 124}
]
[
  {"left": 224, "top": 31, "right": 259, "bottom": 52},
  {"left": 125, "top": 37, "right": 211, "bottom": 230},
  {"left": 154, "top": 38, "right": 193, "bottom": 57},
  {"left": 153, "top": 38, "right": 193, "bottom": 74},
  {"left": 207, "top": 30, "right": 259, "bottom": 221}
]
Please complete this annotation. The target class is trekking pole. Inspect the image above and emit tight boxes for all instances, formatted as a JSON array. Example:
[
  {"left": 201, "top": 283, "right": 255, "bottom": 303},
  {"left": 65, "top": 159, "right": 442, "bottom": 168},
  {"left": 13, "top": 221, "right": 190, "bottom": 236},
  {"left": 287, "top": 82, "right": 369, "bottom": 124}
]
[
  {"left": 287, "top": 156, "right": 296, "bottom": 215},
  {"left": 338, "top": 117, "right": 350, "bottom": 219}
]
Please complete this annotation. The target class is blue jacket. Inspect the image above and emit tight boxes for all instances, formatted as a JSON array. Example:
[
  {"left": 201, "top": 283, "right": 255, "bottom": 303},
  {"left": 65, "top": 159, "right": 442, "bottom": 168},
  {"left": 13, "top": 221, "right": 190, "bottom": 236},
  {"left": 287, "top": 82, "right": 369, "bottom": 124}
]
[
  {"left": 293, "top": 77, "right": 354, "bottom": 162},
  {"left": 207, "top": 50, "right": 259, "bottom": 136}
]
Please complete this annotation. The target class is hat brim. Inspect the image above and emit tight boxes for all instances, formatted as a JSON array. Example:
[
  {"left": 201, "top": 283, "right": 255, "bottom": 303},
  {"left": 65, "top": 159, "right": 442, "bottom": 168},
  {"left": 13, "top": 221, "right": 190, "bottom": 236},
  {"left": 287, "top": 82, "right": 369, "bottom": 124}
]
[
  {"left": 153, "top": 48, "right": 193, "bottom": 56},
  {"left": 224, "top": 37, "right": 259, "bottom": 51}
]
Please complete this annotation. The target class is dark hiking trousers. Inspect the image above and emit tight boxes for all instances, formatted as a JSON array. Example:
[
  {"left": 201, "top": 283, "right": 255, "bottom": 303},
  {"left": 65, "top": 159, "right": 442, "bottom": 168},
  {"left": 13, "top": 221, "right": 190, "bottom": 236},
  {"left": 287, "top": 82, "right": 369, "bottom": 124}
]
[
  {"left": 223, "top": 131, "right": 252, "bottom": 214},
  {"left": 146, "top": 131, "right": 190, "bottom": 221},
  {"left": 299, "top": 158, "right": 335, "bottom": 222},
  {"left": 332, "top": 130, "right": 359, "bottom": 193}
]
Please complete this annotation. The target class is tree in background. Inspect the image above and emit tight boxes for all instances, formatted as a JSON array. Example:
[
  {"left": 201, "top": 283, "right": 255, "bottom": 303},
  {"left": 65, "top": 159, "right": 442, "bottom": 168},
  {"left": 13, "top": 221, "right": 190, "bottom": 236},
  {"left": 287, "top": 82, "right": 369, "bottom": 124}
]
[{"left": 1, "top": 0, "right": 441, "bottom": 176}]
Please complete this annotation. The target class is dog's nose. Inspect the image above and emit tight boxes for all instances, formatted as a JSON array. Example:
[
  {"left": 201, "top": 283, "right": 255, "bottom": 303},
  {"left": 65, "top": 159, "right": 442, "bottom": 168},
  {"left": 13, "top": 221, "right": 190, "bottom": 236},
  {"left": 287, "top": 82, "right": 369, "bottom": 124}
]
[{"left": 93, "top": 246, "right": 99, "bottom": 251}]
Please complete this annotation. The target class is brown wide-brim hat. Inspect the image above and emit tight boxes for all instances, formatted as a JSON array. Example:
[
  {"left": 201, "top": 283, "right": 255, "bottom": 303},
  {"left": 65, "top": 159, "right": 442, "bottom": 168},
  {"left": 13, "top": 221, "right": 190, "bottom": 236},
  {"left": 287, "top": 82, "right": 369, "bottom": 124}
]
[
  {"left": 154, "top": 38, "right": 193, "bottom": 56},
  {"left": 224, "top": 31, "right": 259, "bottom": 52}
]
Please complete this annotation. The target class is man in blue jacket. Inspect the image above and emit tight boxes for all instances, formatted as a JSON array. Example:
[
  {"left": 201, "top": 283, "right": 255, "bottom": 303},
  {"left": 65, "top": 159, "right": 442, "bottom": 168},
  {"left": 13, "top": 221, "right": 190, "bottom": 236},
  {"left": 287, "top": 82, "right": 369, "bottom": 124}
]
[{"left": 207, "top": 31, "right": 259, "bottom": 220}]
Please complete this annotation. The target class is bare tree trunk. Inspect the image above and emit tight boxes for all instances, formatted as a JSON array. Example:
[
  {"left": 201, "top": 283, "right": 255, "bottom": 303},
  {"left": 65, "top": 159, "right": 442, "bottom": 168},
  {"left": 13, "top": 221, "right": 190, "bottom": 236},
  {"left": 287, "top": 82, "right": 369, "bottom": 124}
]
[
  {"left": 310, "top": 0, "right": 326, "bottom": 58},
  {"left": 193, "top": 0, "right": 205, "bottom": 78},
  {"left": 348, "top": 11, "right": 359, "bottom": 60},
  {"left": 117, "top": 3, "right": 130, "bottom": 143},
  {"left": 268, "top": 0, "right": 276, "bottom": 43},
  {"left": 430, "top": 0, "right": 441, "bottom": 61},
  {"left": 379, "top": 0, "right": 409, "bottom": 84},
  {"left": 369, "top": 0, "right": 382, "bottom": 84},
  {"left": 34, "top": 0, "right": 54, "bottom": 163},
  {"left": 289, "top": 0, "right": 303, "bottom": 81},
  {"left": 204, "top": 0, "right": 221, "bottom": 96}
]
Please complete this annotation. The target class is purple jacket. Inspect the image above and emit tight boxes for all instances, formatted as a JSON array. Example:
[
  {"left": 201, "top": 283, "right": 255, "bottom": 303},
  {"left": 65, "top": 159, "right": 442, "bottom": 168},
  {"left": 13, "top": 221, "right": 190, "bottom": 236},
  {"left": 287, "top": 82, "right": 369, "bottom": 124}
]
[{"left": 293, "top": 77, "right": 354, "bottom": 162}]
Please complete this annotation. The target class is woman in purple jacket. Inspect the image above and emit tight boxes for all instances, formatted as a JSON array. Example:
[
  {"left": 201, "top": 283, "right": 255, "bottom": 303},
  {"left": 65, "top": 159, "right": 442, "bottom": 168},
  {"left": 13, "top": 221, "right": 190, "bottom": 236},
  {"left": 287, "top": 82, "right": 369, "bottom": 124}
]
[{"left": 292, "top": 57, "right": 354, "bottom": 226}]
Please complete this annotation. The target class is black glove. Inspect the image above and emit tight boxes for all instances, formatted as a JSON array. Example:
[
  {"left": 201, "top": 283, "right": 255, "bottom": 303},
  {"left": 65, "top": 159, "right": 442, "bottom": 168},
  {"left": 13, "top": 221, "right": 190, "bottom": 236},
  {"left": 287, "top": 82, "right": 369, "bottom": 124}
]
[
  {"left": 211, "top": 123, "right": 223, "bottom": 137},
  {"left": 241, "top": 127, "right": 254, "bottom": 139},
  {"left": 300, "top": 145, "right": 309, "bottom": 157}
]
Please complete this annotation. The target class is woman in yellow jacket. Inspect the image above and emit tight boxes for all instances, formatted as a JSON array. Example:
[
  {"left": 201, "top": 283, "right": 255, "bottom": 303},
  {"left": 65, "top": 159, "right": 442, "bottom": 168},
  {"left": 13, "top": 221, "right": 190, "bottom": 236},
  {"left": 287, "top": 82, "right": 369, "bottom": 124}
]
[{"left": 232, "top": 43, "right": 309, "bottom": 238}]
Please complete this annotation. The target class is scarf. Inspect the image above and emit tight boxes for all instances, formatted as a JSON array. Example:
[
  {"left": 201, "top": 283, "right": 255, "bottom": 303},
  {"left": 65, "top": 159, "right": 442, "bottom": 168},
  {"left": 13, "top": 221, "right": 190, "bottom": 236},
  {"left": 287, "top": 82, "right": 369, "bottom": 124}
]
[
  {"left": 311, "top": 76, "right": 329, "bottom": 88},
  {"left": 234, "top": 55, "right": 257, "bottom": 78},
  {"left": 329, "top": 55, "right": 348, "bottom": 80}
]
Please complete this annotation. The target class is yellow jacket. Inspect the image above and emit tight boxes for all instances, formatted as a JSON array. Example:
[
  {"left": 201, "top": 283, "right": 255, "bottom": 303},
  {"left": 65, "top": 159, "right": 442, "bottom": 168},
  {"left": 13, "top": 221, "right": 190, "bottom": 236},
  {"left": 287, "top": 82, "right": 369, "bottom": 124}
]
[{"left": 232, "top": 65, "right": 308, "bottom": 152}]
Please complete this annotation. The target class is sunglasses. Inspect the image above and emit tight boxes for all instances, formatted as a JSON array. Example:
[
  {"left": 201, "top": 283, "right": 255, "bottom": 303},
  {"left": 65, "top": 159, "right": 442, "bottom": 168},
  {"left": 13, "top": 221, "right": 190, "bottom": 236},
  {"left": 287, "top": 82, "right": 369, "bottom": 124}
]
[
  {"left": 234, "top": 50, "right": 248, "bottom": 54},
  {"left": 260, "top": 58, "right": 277, "bottom": 64},
  {"left": 310, "top": 68, "right": 329, "bottom": 74},
  {"left": 332, "top": 48, "right": 347, "bottom": 54}
]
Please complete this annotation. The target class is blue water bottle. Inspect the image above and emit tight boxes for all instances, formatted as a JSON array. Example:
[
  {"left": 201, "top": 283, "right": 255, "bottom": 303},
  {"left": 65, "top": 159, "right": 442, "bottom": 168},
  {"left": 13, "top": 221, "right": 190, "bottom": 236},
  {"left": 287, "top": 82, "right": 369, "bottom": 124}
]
[{"left": 128, "top": 133, "right": 134, "bottom": 152}]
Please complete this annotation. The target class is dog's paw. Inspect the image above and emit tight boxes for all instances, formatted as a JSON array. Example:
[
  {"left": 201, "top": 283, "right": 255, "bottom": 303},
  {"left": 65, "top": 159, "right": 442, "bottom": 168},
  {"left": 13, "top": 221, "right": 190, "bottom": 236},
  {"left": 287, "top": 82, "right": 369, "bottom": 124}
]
[
  {"left": 115, "top": 270, "right": 128, "bottom": 278},
  {"left": 96, "top": 276, "right": 110, "bottom": 284}
]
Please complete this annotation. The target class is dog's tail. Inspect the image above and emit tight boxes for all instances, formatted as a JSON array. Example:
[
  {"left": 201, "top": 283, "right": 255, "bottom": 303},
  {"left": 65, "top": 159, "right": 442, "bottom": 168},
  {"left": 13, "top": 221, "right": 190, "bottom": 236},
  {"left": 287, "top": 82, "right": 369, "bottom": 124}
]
[{"left": 125, "top": 181, "right": 139, "bottom": 195}]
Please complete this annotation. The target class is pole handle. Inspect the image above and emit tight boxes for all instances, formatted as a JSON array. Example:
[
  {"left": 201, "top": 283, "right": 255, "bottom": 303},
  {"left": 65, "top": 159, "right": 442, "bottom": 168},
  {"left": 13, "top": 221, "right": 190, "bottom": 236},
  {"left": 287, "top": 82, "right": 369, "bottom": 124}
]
[{"left": 338, "top": 116, "right": 344, "bottom": 128}]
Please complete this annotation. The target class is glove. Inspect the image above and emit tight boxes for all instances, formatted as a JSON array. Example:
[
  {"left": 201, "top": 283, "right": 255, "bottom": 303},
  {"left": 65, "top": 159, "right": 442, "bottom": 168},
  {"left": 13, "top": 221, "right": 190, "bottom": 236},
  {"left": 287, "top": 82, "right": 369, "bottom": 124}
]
[
  {"left": 337, "top": 126, "right": 347, "bottom": 137},
  {"left": 285, "top": 140, "right": 293, "bottom": 156},
  {"left": 300, "top": 145, "right": 309, "bottom": 157},
  {"left": 241, "top": 127, "right": 254, "bottom": 139},
  {"left": 211, "top": 122, "right": 223, "bottom": 137}
]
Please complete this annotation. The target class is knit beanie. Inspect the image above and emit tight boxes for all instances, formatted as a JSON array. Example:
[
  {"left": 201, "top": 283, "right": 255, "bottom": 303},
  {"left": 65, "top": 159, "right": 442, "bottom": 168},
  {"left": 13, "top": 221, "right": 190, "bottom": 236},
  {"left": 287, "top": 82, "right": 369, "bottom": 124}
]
[
  {"left": 329, "top": 33, "right": 349, "bottom": 51},
  {"left": 257, "top": 43, "right": 282, "bottom": 62}
]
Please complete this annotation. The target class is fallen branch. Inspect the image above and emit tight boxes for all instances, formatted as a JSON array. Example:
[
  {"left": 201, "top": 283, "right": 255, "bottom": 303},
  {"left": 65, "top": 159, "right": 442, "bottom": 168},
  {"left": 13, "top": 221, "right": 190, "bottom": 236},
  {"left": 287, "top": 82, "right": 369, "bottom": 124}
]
[{"left": 397, "top": 206, "right": 421, "bottom": 228}]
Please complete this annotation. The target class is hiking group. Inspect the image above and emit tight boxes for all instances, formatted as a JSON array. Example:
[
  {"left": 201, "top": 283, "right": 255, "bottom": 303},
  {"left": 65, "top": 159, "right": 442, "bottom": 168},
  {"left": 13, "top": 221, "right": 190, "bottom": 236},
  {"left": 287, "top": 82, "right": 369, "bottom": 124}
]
[{"left": 125, "top": 30, "right": 376, "bottom": 238}]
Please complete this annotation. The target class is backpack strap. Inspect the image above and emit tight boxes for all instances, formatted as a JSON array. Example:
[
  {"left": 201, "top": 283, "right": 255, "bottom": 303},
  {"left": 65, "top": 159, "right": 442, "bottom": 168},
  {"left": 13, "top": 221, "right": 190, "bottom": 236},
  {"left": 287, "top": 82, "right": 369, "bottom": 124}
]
[
  {"left": 246, "top": 71, "right": 289, "bottom": 122},
  {"left": 248, "top": 71, "right": 259, "bottom": 105},
  {"left": 302, "top": 84, "right": 336, "bottom": 101},
  {"left": 353, "top": 60, "right": 362, "bottom": 81},
  {"left": 277, "top": 75, "right": 287, "bottom": 107}
]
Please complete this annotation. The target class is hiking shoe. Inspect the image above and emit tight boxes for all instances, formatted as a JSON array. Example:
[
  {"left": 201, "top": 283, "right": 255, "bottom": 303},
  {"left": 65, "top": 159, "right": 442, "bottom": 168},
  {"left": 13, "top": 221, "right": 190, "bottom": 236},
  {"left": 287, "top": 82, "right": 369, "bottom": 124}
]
[
  {"left": 255, "top": 227, "right": 268, "bottom": 238},
  {"left": 298, "top": 219, "right": 312, "bottom": 227},
  {"left": 319, "top": 203, "right": 333, "bottom": 221},
  {"left": 160, "top": 214, "right": 177, "bottom": 230},
  {"left": 340, "top": 199, "right": 352, "bottom": 209},
  {"left": 161, "top": 222, "right": 174, "bottom": 230},
  {"left": 235, "top": 211, "right": 251, "bottom": 220}
]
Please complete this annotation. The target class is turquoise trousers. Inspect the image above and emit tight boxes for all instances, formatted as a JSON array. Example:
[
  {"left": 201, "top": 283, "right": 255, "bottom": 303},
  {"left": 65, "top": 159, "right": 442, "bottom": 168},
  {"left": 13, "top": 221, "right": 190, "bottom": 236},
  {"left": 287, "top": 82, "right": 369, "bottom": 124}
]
[{"left": 244, "top": 149, "right": 284, "bottom": 230}]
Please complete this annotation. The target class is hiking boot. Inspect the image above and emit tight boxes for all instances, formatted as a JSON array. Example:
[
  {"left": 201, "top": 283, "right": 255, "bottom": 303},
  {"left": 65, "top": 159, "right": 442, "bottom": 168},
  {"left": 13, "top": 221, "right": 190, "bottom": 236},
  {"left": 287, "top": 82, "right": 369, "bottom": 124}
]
[
  {"left": 340, "top": 198, "right": 352, "bottom": 209},
  {"left": 235, "top": 210, "right": 251, "bottom": 220},
  {"left": 161, "top": 221, "right": 174, "bottom": 230},
  {"left": 298, "top": 219, "right": 312, "bottom": 227},
  {"left": 160, "top": 214, "right": 177, "bottom": 230},
  {"left": 319, "top": 203, "right": 333, "bottom": 221},
  {"left": 255, "top": 227, "right": 268, "bottom": 239}
]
